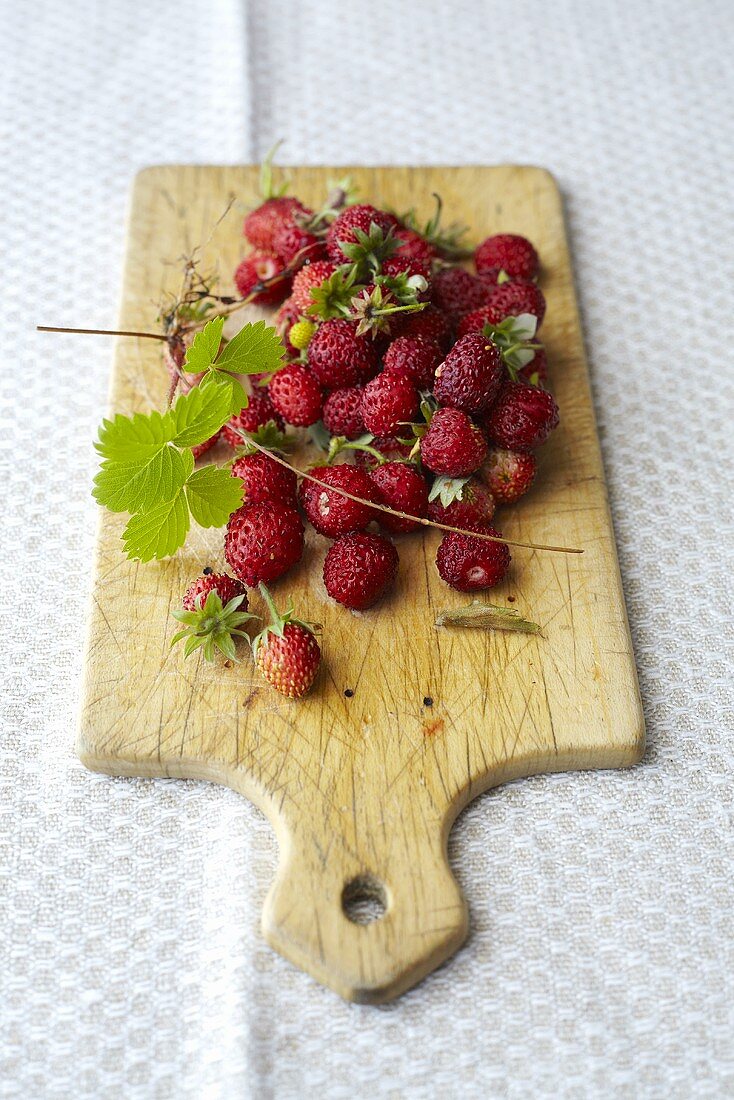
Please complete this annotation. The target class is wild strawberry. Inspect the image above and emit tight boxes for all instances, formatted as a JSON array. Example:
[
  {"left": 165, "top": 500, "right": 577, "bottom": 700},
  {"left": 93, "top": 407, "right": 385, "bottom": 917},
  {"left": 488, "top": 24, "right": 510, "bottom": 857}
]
[
  {"left": 475, "top": 233, "right": 539, "bottom": 282},
  {"left": 383, "top": 335, "right": 441, "bottom": 389},
  {"left": 272, "top": 221, "right": 326, "bottom": 268},
  {"left": 457, "top": 282, "right": 546, "bottom": 336},
  {"left": 432, "top": 266, "right": 491, "bottom": 319},
  {"left": 252, "top": 584, "right": 321, "bottom": 698},
  {"left": 225, "top": 501, "right": 304, "bottom": 586},
  {"left": 172, "top": 585, "right": 253, "bottom": 662},
  {"left": 234, "top": 251, "right": 290, "bottom": 306},
  {"left": 322, "top": 386, "right": 365, "bottom": 439},
  {"left": 222, "top": 393, "right": 284, "bottom": 447},
  {"left": 361, "top": 371, "right": 419, "bottom": 436},
  {"left": 436, "top": 524, "right": 510, "bottom": 591},
  {"left": 182, "top": 570, "right": 248, "bottom": 612},
  {"left": 244, "top": 196, "right": 309, "bottom": 251},
  {"left": 480, "top": 447, "right": 538, "bottom": 504},
  {"left": 393, "top": 303, "right": 453, "bottom": 351},
  {"left": 291, "top": 260, "right": 337, "bottom": 312},
  {"left": 307, "top": 318, "right": 379, "bottom": 389},
  {"left": 231, "top": 451, "right": 298, "bottom": 506},
  {"left": 368, "top": 461, "right": 428, "bottom": 533},
  {"left": 326, "top": 204, "right": 395, "bottom": 262},
  {"left": 381, "top": 251, "right": 431, "bottom": 282},
  {"left": 518, "top": 346, "right": 549, "bottom": 385},
  {"left": 299, "top": 465, "right": 377, "bottom": 538},
  {"left": 433, "top": 332, "right": 504, "bottom": 414},
  {"left": 191, "top": 431, "right": 221, "bottom": 461},
  {"left": 390, "top": 226, "right": 435, "bottom": 270},
  {"left": 420, "top": 407, "right": 488, "bottom": 477},
  {"left": 268, "top": 364, "right": 323, "bottom": 427},
  {"left": 323, "top": 532, "right": 399, "bottom": 609},
  {"left": 288, "top": 319, "right": 317, "bottom": 351},
  {"left": 353, "top": 435, "right": 414, "bottom": 468},
  {"left": 427, "top": 477, "right": 495, "bottom": 528},
  {"left": 483, "top": 381, "right": 559, "bottom": 451}
]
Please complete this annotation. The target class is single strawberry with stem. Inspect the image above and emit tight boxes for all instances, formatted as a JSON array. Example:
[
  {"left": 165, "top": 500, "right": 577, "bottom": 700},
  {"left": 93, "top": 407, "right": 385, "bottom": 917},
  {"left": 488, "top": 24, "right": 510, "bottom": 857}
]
[
  {"left": 427, "top": 476, "right": 495, "bottom": 527},
  {"left": 481, "top": 447, "right": 538, "bottom": 504},
  {"left": 326, "top": 203, "right": 396, "bottom": 263},
  {"left": 225, "top": 501, "right": 305, "bottom": 586},
  {"left": 291, "top": 260, "right": 338, "bottom": 312},
  {"left": 323, "top": 532, "right": 399, "bottom": 610},
  {"left": 171, "top": 589, "right": 254, "bottom": 662},
  {"left": 182, "top": 570, "right": 248, "bottom": 613},
  {"left": 253, "top": 584, "right": 322, "bottom": 698}
]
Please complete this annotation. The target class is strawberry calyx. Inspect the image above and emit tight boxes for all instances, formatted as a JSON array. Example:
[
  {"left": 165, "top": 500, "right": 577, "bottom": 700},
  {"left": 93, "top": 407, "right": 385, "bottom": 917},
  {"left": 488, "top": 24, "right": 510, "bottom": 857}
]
[
  {"left": 252, "top": 584, "right": 320, "bottom": 662},
  {"left": 428, "top": 475, "right": 472, "bottom": 507},
  {"left": 481, "top": 314, "right": 541, "bottom": 380},
  {"left": 347, "top": 284, "right": 425, "bottom": 338},
  {"left": 171, "top": 591, "right": 255, "bottom": 662},
  {"left": 306, "top": 266, "right": 366, "bottom": 320},
  {"left": 326, "top": 432, "right": 385, "bottom": 466},
  {"left": 338, "top": 222, "right": 401, "bottom": 276}
]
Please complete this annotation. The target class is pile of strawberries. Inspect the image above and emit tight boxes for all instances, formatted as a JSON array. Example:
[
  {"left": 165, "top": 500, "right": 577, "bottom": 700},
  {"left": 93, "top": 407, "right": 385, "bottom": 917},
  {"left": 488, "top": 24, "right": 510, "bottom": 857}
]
[{"left": 179, "top": 183, "right": 559, "bottom": 697}]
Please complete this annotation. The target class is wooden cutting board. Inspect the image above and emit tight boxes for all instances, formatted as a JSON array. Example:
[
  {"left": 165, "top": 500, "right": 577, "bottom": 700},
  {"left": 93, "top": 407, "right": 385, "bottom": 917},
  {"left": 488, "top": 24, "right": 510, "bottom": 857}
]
[{"left": 78, "top": 165, "right": 644, "bottom": 1003}]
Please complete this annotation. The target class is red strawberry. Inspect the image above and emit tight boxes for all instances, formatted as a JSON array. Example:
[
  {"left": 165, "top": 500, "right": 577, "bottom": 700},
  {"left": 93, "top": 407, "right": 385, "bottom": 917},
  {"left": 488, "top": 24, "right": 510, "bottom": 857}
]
[
  {"left": 483, "top": 381, "right": 559, "bottom": 451},
  {"left": 272, "top": 221, "right": 326, "bottom": 268},
  {"left": 323, "top": 532, "right": 399, "bottom": 609},
  {"left": 307, "top": 318, "right": 379, "bottom": 389},
  {"left": 393, "top": 303, "right": 453, "bottom": 351},
  {"left": 244, "top": 196, "right": 309, "bottom": 251},
  {"left": 368, "top": 461, "right": 428, "bottom": 533},
  {"left": 253, "top": 584, "right": 321, "bottom": 698},
  {"left": 519, "top": 346, "right": 549, "bottom": 385},
  {"left": 234, "top": 252, "right": 290, "bottom": 306},
  {"left": 326, "top": 204, "right": 395, "bottom": 262},
  {"left": 435, "top": 524, "right": 510, "bottom": 591},
  {"left": 291, "top": 260, "right": 337, "bottom": 312},
  {"left": 383, "top": 335, "right": 441, "bottom": 389},
  {"left": 390, "top": 227, "right": 435, "bottom": 270},
  {"left": 298, "top": 465, "right": 377, "bottom": 538},
  {"left": 353, "top": 435, "right": 414, "bottom": 468},
  {"left": 480, "top": 447, "right": 538, "bottom": 504},
  {"left": 381, "top": 251, "right": 431, "bottom": 282},
  {"left": 361, "top": 371, "right": 419, "bottom": 436},
  {"left": 433, "top": 332, "right": 504, "bottom": 414},
  {"left": 432, "top": 266, "right": 491, "bottom": 319},
  {"left": 231, "top": 451, "right": 298, "bottom": 506},
  {"left": 457, "top": 282, "right": 546, "bottom": 337},
  {"left": 192, "top": 431, "right": 221, "bottom": 461},
  {"left": 322, "top": 386, "right": 365, "bottom": 439},
  {"left": 268, "top": 364, "right": 323, "bottom": 427},
  {"left": 475, "top": 233, "right": 539, "bottom": 282},
  {"left": 225, "top": 501, "right": 304, "bottom": 586},
  {"left": 420, "top": 407, "right": 488, "bottom": 477},
  {"left": 222, "top": 393, "right": 284, "bottom": 448},
  {"left": 427, "top": 477, "right": 495, "bottom": 528},
  {"left": 182, "top": 570, "right": 248, "bottom": 612}
]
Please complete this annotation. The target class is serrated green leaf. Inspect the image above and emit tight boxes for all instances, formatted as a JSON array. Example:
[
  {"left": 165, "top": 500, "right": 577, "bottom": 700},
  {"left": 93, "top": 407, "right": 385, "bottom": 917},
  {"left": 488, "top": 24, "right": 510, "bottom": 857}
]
[
  {"left": 215, "top": 320, "right": 284, "bottom": 376},
  {"left": 122, "top": 489, "right": 190, "bottom": 561},
  {"left": 201, "top": 372, "right": 249, "bottom": 416},
  {"left": 94, "top": 408, "right": 176, "bottom": 462},
  {"left": 186, "top": 465, "right": 244, "bottom": 527},
  {"left": 93, "top": 445, "right": 192, "bottom": 514},
  {"left": 184, "top": 316, "right": 224, "bottom": 374},
  {"left": 172, "top": 378, "right": 234, "bottom": 447}
]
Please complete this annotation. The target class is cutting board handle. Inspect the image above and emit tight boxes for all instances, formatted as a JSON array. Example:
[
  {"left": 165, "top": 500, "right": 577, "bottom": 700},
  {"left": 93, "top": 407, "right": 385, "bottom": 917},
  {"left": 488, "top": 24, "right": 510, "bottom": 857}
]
[{"left": 262, "top": 811, "right": 468, "bottom": 1003}]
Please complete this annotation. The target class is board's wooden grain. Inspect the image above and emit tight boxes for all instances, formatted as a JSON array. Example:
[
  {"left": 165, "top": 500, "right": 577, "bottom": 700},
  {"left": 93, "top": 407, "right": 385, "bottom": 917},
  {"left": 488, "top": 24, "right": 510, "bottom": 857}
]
[{"left": 78, "top": 165, "right": 644, "bottom": 1003}]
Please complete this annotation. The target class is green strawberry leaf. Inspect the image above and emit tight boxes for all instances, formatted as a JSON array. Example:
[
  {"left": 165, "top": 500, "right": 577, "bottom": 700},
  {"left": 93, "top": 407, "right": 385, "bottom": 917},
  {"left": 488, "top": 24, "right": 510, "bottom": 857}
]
[
  {"left": 186, "top": 465, "right": 244, "bottom": 527},
  {"left": 172, "top": 378, "right": 235, "bottom": 447},
  {"left": 122, "top": 486, "right": 190, "bottom": 561},
  {"left": 199, "top": 370, "right": 249, "bottom": 417},
  {"left": 184, "top": 316, "right": 225, "bottom": 374},
  {"left": 94, "top": 408, "right": 176, "bottom": 462},
  {"left": 215, "top": 320, "right": 284, "bottom": 376},
  {"left": 93, "top": 443, "right": 193, "bottom": 514}
]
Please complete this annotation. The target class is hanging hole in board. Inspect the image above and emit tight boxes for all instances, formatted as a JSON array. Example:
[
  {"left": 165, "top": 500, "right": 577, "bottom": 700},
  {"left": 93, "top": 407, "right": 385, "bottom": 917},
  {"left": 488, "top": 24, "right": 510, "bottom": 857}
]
[{"left": 341, "top": 874, "right": 388, "bottom": 925}]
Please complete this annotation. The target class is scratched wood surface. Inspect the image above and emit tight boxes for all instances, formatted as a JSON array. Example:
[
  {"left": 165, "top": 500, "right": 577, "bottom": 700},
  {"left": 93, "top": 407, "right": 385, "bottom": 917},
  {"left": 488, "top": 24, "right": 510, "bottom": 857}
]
[{"left": 78, "top": 165, "right": 644, "bottom": 1003}]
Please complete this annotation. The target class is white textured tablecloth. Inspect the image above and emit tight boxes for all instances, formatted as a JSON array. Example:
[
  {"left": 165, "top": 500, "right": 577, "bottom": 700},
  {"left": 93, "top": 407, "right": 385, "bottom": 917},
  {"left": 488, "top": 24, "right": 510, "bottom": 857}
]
[{"left": 2, "top": 1, "right": 733, "bottom": 1096}]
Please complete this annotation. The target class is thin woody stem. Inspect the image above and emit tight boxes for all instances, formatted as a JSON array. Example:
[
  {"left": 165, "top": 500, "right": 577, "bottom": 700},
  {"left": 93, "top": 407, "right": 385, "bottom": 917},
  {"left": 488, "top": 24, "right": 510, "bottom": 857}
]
[
  {"left": 37, "top": 325, "right": 167, "bottom": 341},
  {"left": 235, "top": 428, "right": 583, "bottom": 555}
]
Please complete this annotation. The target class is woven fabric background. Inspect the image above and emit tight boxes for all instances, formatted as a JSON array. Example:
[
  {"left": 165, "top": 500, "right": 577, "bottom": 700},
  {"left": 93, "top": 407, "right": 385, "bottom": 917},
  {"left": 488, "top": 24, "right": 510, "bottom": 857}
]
[{"left": 1, "top": 0, "right": 733, "bottom": 1096}]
